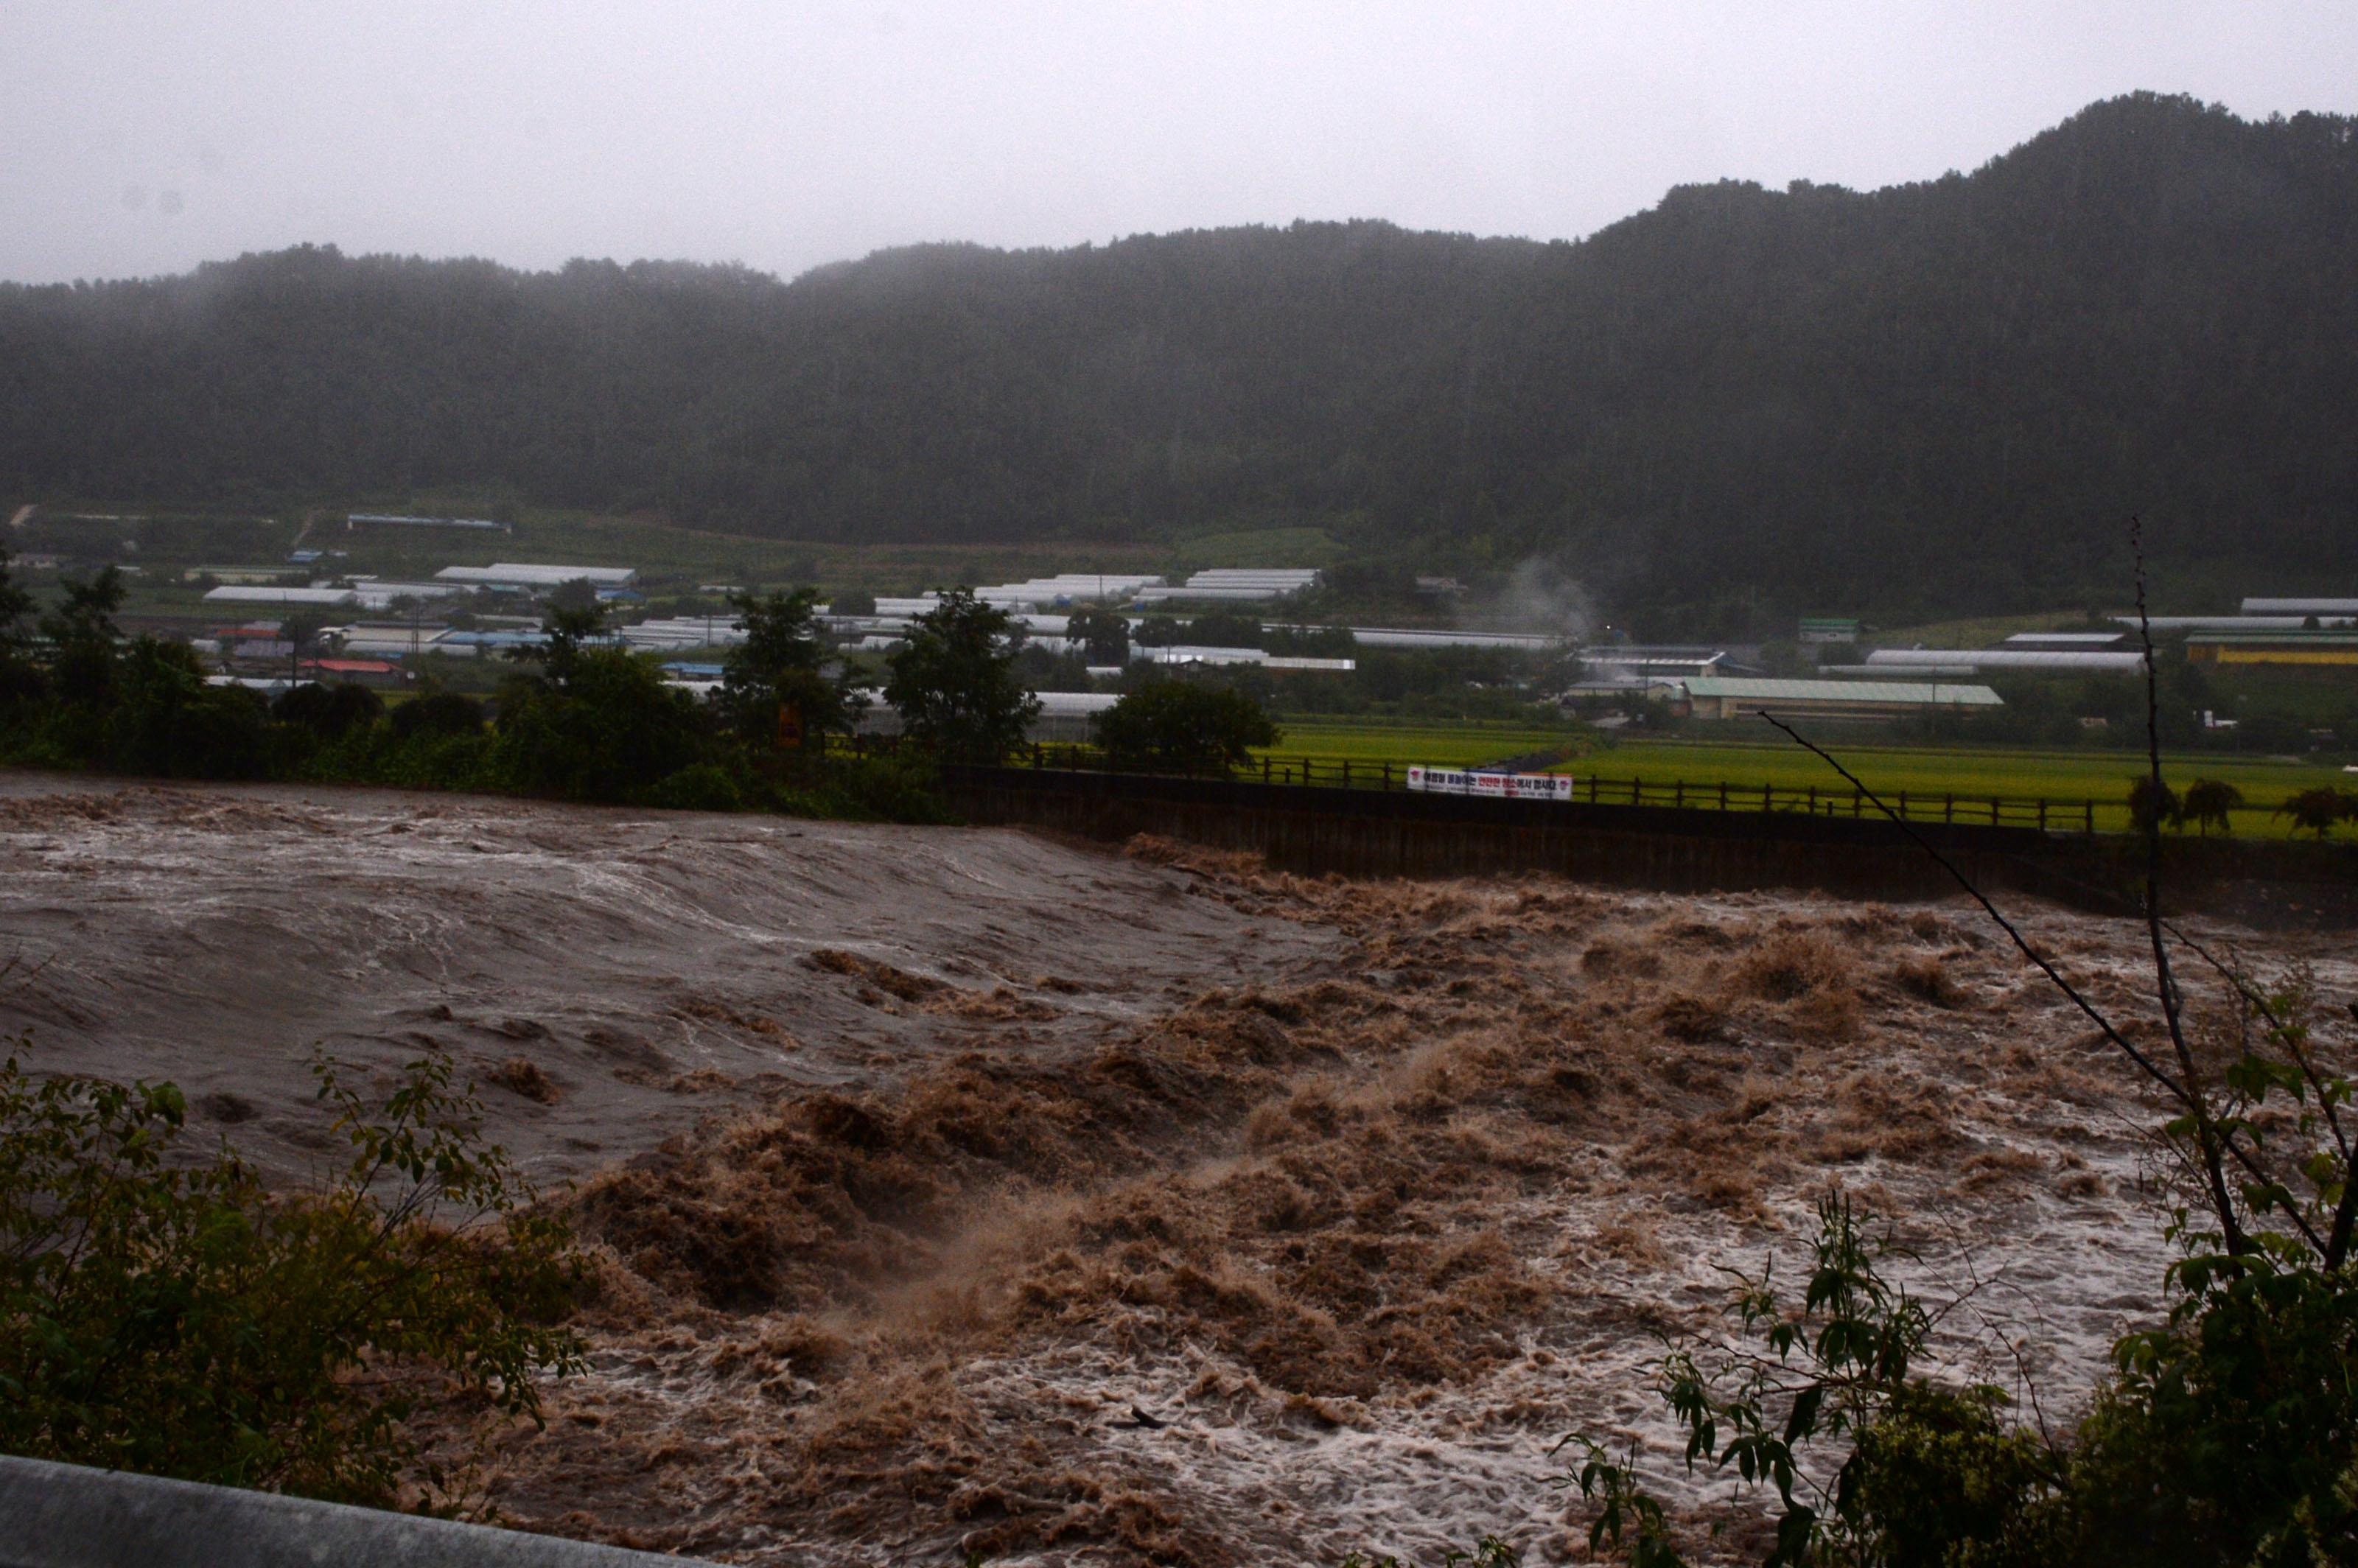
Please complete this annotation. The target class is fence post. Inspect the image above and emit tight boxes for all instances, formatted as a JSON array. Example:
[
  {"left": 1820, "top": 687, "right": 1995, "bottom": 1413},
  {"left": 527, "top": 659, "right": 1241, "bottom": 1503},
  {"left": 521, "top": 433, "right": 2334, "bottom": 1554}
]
[
  {"left": 1807, "top": 784, "right": 1816, "bottom": 814},
  {"left": 1764, "top": 782, "right": 1774, "bottom": 813},
  {"left": 1897, "top": 790, "right": 1908, "bottom": 820},
  {"left": 1674, "top": 780, "right": 1684, "bottom": 808},
  {"left": 1944, "top": 793, "right": 1953, "bottom": 823},
  {"left": 1382, "top": 760, "right": 1390, "bottom": 790},
  {"left": 1718, "top": 782, "right": 1728, "bottom": 810},
  {"left": 1343, "top": 759, "right": 1352, "bottom": 789},
  {"left": 2037, "top": 799, "right": 2048, "bottom": 831}
]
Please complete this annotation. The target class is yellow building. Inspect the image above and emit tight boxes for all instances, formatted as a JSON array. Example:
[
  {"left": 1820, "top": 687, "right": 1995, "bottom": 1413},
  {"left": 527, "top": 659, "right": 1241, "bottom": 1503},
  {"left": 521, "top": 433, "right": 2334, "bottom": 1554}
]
[{"left": 2186, "top": 631, "right": 2358, "bottom": 667}]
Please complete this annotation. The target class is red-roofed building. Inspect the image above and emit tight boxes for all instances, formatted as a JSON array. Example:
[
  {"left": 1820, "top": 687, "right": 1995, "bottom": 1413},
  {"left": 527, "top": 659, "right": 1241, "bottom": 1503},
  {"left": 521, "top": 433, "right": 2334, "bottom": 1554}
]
[{"left": 299, "top": 658, "right": 413, "bottom": 689}]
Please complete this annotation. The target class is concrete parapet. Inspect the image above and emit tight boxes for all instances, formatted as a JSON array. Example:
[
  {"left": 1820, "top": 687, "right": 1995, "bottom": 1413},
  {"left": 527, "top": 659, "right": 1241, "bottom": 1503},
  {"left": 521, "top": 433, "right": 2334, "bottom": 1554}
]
[{"left": 0, "top": 1455, "right": 708, "bottom": 1568}]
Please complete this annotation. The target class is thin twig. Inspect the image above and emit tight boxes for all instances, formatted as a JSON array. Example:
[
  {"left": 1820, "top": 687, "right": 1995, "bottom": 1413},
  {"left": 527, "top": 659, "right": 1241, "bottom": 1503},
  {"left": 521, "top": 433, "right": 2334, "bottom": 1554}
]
[
  {"left": 1754, "top": 712, "right": 2191, "bottom": 1107},
  {"left": 1755, "top": 709, "right": 2314, "bottom": 1257}
]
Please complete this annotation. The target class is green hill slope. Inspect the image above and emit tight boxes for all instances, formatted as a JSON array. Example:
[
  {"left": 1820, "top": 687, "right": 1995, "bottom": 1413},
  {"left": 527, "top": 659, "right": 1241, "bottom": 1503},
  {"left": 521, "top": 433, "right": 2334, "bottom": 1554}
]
[{"left": 3, "top": 93, "right": 2352, "bottom": 632}]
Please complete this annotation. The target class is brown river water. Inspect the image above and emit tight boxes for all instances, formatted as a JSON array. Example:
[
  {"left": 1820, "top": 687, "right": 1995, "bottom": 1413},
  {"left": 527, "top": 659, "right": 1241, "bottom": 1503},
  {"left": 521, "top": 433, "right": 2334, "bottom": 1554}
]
[{"left": 3, "top": 771, "right": 2348, "bottom": 1565}]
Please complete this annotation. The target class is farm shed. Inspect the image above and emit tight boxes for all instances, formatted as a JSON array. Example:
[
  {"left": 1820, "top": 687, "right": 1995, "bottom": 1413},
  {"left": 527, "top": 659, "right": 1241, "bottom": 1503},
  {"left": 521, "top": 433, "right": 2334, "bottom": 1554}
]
[
  {"left": 301, "top": 659, "right": 413, "bottom": 688},
  {"left": 1679, "top": 676, "right": 2002, "bottom": 721},
  {"left": 433, "top": 564, "right": 637, "bottom": 590},
  {"left": 1862, "top": 648, "right": 2145, "bottom": 675},
  {"left": 2242, "top": 598, "right": 2358, "bottom": 616}
]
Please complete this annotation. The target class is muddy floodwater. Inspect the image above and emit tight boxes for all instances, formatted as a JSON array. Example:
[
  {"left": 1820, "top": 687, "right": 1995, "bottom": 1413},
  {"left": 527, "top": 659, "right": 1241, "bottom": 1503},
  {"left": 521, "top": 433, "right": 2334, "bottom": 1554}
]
[
  {"left": 4, "top": 771, "right": 2349, "bottom": 1565},
  {"left": 0, "top": 774, "right": 1336, "bottom": 1182}
]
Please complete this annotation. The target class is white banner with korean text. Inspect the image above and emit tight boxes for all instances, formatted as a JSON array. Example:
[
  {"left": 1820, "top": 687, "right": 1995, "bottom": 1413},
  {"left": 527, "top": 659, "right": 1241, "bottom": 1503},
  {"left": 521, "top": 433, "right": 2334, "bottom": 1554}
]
[{"left": 1405, "top": 766, "right": 1573, "bottom": 801}]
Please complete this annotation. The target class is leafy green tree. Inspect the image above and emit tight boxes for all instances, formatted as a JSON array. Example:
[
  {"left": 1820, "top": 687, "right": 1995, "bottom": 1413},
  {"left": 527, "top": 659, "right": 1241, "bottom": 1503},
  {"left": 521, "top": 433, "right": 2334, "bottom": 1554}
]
[
  {"left": 495, "top": 600, "right": 713, "bottom": 800},
  {"left": 0, "top": 546, "right": 29, "bottom": 654},
  {"left": 495, "top": 649, "right": 709, "bottom": 802},
  {"left": 0, "top": 1038, "right": 583, "bottom": 1505},
  {"left": 2127, "top": 775, "right": 2183, "bottom": 834},
  {"left": 273, "top": 682, "right": 383, "bottom": 741},
  {"left": 522, "top": 602, "right": 609, "bottom": 687},
  {"left": 2060, "top": 1252, "right": 2358, "bottom": 1566},
  {"left": 2275, "top": 787, "right": 2353, "bottom": 839},
  {"left": 1181, "top": 612, "right": 1263, "bottom": 649},
  {"left": 386, "top": 691, "right": 486, "bottom": 743},
  {"left": 718, "top": 588, "right": 861, "bottom": 749},
  {"left": 1265, "top": 623, "right": 1357, "bottom": 659},
  {"left": 544, "top": 577, "right": 603, "bottom": 615},
  {"left": 1091, "top": 682, "right": 1278, "bottom": 775},
  {"left": 105, "top": 638, "right": 272, "bottom": 778},
  {"left": 884, "top": 588, "right": 1040, "bottom": 763},
  {"left": 0, "top": 547, "right": 38, "bottom": 713},
  {"left": 38, "top": 567, "right": 125, "bottom": 713},
  {"left": 2179, "top": 778, "right": 2244, "bottom": 836},
  {"left": 279, "top": 610, "right": 327, "bottom": 682},
  {"left": 1064, "top": 605, "right": 1130, "bottom": 665}
]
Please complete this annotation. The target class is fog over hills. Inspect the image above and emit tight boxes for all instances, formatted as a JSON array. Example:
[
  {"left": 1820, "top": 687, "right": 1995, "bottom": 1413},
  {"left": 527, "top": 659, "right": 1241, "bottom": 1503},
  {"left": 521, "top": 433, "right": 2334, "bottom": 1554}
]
[{"left": 3, "top": 92, "right": 2353, "bottom": 629}]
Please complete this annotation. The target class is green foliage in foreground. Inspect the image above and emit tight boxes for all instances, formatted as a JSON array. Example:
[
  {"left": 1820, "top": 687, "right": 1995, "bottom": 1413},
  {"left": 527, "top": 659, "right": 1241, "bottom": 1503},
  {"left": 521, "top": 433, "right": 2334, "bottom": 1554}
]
[
  {"left": 0, "top": 1039, "right": 584, "bottom": 1505},
  {"left": 1556, "top": 1196, "right": 2358, "bottom": 1567}
]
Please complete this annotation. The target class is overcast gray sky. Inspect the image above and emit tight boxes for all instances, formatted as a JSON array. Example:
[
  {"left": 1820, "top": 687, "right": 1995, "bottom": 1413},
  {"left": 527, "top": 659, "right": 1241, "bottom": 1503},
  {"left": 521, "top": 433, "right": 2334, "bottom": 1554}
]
[{"left": 4, "top": 1, "right": 2353, "bottom": 286}]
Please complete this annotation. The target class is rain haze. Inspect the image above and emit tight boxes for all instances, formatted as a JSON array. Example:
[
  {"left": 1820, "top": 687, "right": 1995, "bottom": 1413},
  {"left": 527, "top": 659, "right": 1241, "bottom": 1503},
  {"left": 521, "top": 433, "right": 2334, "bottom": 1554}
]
[{"left": 4, "top": 0, "right": 2356, "bottom": 285}]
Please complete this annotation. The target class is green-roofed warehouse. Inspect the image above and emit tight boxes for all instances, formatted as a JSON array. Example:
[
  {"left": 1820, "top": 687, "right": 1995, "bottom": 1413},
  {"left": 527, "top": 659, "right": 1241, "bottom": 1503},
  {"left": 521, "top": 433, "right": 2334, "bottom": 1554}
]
[{"left": 1679, "top": 676, "right": 2004, "bottom": 722}]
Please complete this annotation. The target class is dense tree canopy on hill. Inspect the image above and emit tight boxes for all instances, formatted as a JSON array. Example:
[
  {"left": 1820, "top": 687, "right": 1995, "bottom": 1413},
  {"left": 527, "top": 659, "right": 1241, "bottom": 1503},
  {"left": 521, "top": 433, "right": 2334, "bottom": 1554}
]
[{"left": 2, "top": 94, "right": 2353, "bottom": 631}]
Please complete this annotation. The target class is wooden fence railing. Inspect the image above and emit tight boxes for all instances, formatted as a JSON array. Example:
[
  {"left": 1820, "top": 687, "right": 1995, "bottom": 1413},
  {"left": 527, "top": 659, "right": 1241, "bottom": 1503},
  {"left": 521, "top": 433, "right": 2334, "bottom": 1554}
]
[{"left": 839, "top": 735, "right": 2102, "bottom": 835}]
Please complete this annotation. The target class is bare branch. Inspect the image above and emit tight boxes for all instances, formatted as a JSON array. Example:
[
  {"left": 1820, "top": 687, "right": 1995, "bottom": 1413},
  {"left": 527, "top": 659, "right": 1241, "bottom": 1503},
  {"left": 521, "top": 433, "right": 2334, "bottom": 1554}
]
[
  {"left": 2131, "top": 519, "right": 2247, "bottom": 1256},
  {"left": 1754, "top": 712, "right": 2193, "bottom": 1108}
]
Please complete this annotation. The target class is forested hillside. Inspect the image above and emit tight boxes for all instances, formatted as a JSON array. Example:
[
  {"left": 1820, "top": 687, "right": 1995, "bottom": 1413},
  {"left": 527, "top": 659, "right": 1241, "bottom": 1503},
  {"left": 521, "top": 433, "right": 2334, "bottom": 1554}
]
[{"left": 3, "top": 93, "right": 2354, "bottom": 630}]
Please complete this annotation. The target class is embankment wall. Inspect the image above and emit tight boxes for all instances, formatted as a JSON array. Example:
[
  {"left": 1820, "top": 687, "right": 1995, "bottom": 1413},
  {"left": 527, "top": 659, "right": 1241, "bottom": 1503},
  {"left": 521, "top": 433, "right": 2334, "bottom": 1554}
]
[{"left": 941, "top": 766, "right": 2358, "bottom": 928}]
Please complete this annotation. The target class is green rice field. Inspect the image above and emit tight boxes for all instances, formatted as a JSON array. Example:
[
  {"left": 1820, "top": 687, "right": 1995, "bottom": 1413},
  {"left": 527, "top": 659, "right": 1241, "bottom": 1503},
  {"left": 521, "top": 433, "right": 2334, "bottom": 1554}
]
[{"left": 1256, "top": 718, "right": 2353, "bottom": 836}]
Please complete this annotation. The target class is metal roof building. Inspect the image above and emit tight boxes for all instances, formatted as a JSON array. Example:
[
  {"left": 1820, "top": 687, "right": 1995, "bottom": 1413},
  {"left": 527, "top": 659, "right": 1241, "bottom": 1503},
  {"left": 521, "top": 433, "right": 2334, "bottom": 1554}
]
[
  {"left": 203, "top": 585, "right": 368, "bottom": 606},
  {"left": 1133, "top": 569, "right": 1321, "bottom": 604},
  {"left": 2004, "top": 631, "right": 2126, "bottom": 648},
  {"left": 348, "top": 513, "right": 508, "bottom": 531},
  {"left": 204, "top": 582, "right": 460, "bottom": 611},
  {"left": 1863, "top": 648, "right": 2145, "bottom": 674},
  {"left": 974, "top": 573, "right": 1168, "bottom": 607},
  {"left": 2242, "top": 598, "right": 2358, "bottom": 616},
  {"left": 1263, "top": 624, "right": 1557, "bottom": 651},
  {"left": 619, "top": 615, "right": 749, "bottom": 650},
  {"left": 433, "top": 563, "right": 637, "bottom": 589},
  {"left": 1136, "top": 645, "right": 1354, "bottom": 671},
  {"left": 1681, "top": 676, "right": 2002, "bottom": 721},
  {"left": 2133, "top": 616, "right": 2326, "bottom": 631}
]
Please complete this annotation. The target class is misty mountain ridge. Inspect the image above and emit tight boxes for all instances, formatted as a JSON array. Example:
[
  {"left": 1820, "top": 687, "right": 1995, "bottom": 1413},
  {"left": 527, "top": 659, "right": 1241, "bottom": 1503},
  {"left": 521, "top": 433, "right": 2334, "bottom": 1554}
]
[{"left": 3, "top": 91, "right": 2353, "bottom": 631}]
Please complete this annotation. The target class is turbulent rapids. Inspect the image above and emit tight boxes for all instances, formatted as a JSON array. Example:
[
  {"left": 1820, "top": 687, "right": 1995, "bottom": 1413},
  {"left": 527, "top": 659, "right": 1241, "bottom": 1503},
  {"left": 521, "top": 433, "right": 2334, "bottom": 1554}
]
[{"left": 4, "top": 773, "right": 2348, "bottom": 1565}]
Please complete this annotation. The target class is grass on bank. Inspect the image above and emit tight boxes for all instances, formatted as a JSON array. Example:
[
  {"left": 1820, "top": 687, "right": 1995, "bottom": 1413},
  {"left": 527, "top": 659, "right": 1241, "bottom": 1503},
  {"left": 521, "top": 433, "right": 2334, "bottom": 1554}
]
[{"left": 1250, "top": 716, "right": 2353, "bottom": 837}]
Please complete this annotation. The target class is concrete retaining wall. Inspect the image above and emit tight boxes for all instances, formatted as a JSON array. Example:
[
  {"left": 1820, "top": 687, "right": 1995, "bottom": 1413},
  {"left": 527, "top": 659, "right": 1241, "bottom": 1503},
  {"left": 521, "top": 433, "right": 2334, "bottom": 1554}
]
[
  {"left": 942, "top": 766, "right": 2358, "bottom": 927},
  {"left": 0, "top": 1455, "right": 707, "bottom": 1568}
]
